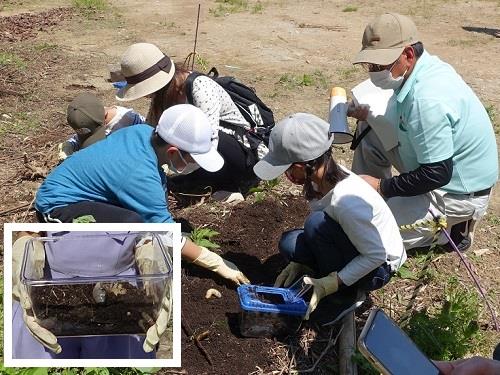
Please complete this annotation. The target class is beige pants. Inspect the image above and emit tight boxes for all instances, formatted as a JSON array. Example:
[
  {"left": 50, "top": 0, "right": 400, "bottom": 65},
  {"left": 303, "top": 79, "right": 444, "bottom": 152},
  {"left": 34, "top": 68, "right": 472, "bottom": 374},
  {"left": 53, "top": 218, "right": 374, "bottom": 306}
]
[{"left": 351, "top": 122, "right": 491, "bottom": 250}]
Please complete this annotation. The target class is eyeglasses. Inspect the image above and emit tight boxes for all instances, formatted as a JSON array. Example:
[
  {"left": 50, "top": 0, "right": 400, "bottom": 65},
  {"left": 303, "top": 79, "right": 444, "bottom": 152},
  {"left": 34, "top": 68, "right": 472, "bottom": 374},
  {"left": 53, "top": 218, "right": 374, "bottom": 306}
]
[{"left": 361, "top": 56, "right": 400, "bottom": 73}]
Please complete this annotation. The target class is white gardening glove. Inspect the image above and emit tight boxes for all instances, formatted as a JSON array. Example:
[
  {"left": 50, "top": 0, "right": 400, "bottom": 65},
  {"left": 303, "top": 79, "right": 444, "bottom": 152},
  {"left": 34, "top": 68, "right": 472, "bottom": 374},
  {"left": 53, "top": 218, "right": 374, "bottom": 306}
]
[
  {"left": 57, "top": 140, "right": 76, "bottom": 161},
  {"left": 303, "top": 272, "right": 339, "bottom": 320},
  {"left": 135, "top": 239, "right": 173, "bottom": 353},
  {"left": 274, "top": 261, "right": 314, "bottom": 288},
  {"left": 193, "top": 246, "right": 250, "bottom": 285},
  {"left": 13, "top": 235, "right": 61, "bottom": 354}
]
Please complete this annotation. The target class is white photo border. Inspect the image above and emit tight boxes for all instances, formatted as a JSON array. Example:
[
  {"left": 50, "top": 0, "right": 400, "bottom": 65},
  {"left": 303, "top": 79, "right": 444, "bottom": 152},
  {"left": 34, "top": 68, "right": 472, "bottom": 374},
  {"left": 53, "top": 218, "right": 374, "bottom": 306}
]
[{"left": 3, "top": 222, "right": 182, "bottom": 368}]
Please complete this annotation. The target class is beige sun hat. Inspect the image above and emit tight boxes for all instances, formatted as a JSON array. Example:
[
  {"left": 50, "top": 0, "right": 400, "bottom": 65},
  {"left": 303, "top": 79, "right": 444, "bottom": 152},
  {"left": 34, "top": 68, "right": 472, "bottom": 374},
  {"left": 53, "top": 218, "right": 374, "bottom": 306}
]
[
  {"left": 116, "top": 43, "right": 175, "bottom": 101},
  {"left": 353, "top": 13, "right": 419, "bottom": 66}
]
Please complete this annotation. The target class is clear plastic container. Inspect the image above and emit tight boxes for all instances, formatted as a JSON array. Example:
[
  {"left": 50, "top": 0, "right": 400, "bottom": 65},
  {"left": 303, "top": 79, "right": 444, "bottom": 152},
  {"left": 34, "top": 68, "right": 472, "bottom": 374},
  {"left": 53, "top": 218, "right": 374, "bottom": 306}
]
[
  {"left": 21, "top": 232, "right": 173, "bottom": 337},
  {"left": 237, "top": 278, "right": 311, "bottom": 338}
]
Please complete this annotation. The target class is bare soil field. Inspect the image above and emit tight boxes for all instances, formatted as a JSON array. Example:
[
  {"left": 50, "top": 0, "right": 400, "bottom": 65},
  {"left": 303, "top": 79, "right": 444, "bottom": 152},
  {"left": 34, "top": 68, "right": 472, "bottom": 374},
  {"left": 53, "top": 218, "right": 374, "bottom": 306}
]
[{"left": 1, "top": 0, "right": 499, "bottom": 373}]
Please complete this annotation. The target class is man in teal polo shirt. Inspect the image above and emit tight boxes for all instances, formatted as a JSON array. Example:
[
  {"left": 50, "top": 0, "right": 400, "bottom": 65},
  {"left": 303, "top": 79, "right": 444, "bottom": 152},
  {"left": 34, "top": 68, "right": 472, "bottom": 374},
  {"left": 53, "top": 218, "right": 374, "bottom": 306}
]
[{"left": 349, "top": 13, "right": 498, "bottom": 251}]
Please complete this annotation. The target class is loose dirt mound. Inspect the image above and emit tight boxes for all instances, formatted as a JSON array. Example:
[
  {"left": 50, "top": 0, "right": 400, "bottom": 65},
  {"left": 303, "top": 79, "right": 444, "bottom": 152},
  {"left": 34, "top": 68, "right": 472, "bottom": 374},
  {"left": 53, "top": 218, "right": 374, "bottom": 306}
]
[
  {"left": 0, "top": 7, "right": 72, "bottom": 42},
  {"left": 178, "top": 196, "right": 312, "bottom": 374}
]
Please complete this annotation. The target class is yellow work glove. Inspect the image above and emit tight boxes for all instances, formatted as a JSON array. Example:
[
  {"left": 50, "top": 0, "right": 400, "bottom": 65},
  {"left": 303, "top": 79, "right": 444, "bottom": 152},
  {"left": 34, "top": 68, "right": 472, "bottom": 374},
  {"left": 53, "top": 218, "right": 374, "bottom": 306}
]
[
  {"left": 274, "top": 261, "right": 314, "bottom": 288},
  {"left": 303, "top": 272, "right": 339, "bottom": 320},
  {"left": 57, "top": 141, "right": 76, "bottom": 161},
  {"left": 193, "top": 246, "right": 250, "bottom": 285},
  {"left": 13, "top": 235, "right": 61, "bottom": 354},
  {"left": 134, "top": 239, "right": 173, "bottom": 353}
]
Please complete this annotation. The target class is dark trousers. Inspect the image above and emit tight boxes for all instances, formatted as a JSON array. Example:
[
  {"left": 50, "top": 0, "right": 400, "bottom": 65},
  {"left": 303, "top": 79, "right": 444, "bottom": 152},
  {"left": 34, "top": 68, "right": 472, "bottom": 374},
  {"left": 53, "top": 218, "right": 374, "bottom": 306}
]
[
  {"left": 168, "top": 130, "right": 259, "bottom": 194},
  {"left": 279, "top": 211, "right": 393, "bottom": 292},
  {"left": 37, "top": 201, "right": 144, "bottom": 223}
]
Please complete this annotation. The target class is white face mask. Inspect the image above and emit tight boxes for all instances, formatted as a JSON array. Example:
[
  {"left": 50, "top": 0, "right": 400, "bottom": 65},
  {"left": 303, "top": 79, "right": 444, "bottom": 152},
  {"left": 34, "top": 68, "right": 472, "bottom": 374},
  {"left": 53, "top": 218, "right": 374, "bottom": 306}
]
[
  {"left": 369, "top": 68, "right": 407, "bottom": 90},
  {"left": 163, "top": 151, "right": 200, "bottom": 177},
  {"left": 311, "top": 181, "right": 321, "bottom": 193}
]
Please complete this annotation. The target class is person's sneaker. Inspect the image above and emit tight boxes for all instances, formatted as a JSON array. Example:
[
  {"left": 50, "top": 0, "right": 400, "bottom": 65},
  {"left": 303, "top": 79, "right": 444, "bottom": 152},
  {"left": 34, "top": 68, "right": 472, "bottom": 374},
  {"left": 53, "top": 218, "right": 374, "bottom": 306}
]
[
  {"left": 446, "top": 219, "right": 476, "bottom": 252},
  {"left": 308, "top": 289, "right": 366, "bottom": 326}
]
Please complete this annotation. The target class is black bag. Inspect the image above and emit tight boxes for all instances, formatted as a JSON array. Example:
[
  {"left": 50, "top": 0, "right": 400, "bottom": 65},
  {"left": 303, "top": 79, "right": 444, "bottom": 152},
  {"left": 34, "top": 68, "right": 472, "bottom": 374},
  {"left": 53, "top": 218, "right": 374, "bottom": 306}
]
[{"left": 185, "top": 67, "right": 275, "bottom": 148}]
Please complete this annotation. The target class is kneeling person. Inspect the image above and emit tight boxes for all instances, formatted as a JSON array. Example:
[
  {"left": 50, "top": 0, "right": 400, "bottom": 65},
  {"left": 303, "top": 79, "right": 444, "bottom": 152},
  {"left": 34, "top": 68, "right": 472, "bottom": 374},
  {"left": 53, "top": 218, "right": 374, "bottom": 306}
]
[{"left": 253, "top": 113, "right": 406, "bottom": 324}]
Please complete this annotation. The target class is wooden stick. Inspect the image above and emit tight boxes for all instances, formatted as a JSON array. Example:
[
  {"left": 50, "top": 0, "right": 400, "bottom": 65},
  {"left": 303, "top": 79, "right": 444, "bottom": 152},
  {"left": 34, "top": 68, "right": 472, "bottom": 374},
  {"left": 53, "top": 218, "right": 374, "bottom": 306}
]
[
  {"left": 0, "top": 202, "right": 30, "bottom": 216},
  {"left": 181, "top": 314, "right": 213, "bottom": 366},
  {"left": 339, "top": 312, "right": 358, "bottom": 375}
]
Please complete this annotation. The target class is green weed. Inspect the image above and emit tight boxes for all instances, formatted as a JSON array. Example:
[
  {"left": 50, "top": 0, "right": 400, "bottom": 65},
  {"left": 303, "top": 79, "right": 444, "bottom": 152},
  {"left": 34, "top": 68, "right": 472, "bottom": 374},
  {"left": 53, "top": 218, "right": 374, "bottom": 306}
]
[
  {"left": 33, "top": 43, "right": 58, "bottom": 52},
  {"left": 209, "top": 0, "right": 248, "bottom": 17},
  {"left": 278, "top": 71, "right": 329, "bottom": 89},
  {"left": 0, "top": 112, "right": 40, "bottom": 138},
  {"left": 159, "top": 21, "right": 176, "bottom": 29},
  {"left": 189, "top": 227, "right": 220, "bottom": 249},
  {"left": 73, "top": 0, "right": 107, "bottom": 10},
  {"left": 195, "top": 55, "right": 210, "bottom": 71},
  {"left": 342, "top": 5, "right": 358, "bottom": 12},
  {"left": 249, "top": 178, "right": 280, "bottom": 203},
  {"left": 403, "top": 278, "right": 482, "bottom": 360},
  {"left": 337, "top": 66, "right": 359, "bottom": 81},
  {"left": 351, "top": 349, "right": 379, "bottom": 375},
  {"left": 485, "top": 104, "right": 498, "bottom": 134},
  {"left": 0, "top": 277, "right": 3, "bottom": 358},
  {"left": 486, "top": 213, "right": 500, "bottom": 226},
  {"left": 0, "top": 52, "right": 27, "bottom": 70},
  {"left": 252, "top": 1, "right": 264, "bottom": 13}
]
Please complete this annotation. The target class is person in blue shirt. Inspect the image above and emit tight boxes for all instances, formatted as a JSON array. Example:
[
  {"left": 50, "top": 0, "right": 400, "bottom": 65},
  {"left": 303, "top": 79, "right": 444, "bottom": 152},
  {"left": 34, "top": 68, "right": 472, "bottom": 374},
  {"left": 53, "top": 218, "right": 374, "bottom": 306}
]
[
  {"left": 28, "top": 104, "right": 250, "bottom": 356},
  {"left": 348, "top": 13, "right": 498, "bottom": 252}
]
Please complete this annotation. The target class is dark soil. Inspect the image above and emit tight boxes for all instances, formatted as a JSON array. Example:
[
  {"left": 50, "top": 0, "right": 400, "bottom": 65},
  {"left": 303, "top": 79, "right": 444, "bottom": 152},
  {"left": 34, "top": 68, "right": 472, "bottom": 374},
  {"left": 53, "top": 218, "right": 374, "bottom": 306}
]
[
  {"left": 177, "top": 196, "right": 311, "bottom": 375},
  {"left": 0, "top": 7, "right": 73, "bottom": 42},
  {"left": 31, "top": 282, "right": 157, "bottom": 336}
]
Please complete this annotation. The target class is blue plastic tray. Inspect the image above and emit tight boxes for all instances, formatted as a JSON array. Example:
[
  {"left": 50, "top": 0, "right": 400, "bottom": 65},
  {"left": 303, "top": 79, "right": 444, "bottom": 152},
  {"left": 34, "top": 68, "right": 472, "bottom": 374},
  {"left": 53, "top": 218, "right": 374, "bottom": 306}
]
[{"left": 237, "top": 284, "right": 308, "bottom": 317}]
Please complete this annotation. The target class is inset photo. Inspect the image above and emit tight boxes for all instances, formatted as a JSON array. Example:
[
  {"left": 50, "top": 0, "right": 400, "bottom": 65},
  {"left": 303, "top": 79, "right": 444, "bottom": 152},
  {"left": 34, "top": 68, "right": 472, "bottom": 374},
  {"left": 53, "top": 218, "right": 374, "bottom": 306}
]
[{"left": 3, "top": 223, "right": 181, "bottom": 368}]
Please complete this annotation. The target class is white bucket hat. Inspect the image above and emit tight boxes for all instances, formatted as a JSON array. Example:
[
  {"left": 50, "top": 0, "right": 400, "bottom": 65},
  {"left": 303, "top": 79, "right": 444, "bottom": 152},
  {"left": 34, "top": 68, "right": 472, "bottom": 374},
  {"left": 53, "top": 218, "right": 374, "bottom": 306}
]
[
  {"left": 116, "top": 43, "right": 175, "bottom": 101},
  {"left": 156, "top": 104, "right": 224, "bottom": 172}
]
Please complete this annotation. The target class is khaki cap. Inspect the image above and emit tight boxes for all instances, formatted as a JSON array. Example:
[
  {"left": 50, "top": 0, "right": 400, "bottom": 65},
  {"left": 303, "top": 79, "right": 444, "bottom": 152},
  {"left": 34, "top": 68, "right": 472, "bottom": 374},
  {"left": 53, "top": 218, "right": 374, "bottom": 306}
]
[
  {"left": 67, "top": 93, "right": 107, "bottom": 148},
  {"left": 354, "top": 13, "right": 419, "bottom": 65}
]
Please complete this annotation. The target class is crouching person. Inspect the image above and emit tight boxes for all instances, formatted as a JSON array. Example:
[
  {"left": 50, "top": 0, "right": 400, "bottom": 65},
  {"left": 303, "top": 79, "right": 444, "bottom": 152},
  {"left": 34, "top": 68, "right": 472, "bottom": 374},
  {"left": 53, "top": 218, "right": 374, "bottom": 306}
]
[
  {"left": 253, "top": 113, "right": 406, "bottom": 325},
  {"left": 35, "top": 104, "right": 249, "bottom": 288}
]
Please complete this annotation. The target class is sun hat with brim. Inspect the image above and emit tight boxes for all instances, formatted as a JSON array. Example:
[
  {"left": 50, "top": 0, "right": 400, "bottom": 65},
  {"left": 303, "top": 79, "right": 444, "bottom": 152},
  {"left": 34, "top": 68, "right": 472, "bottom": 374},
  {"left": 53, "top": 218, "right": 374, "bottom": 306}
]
[
  {"left": 116, "top": 43, "right": 175, "bottom": 102},
  {"left": 353, "top": 13, "right": 419, "bottom": 66},
  {"left": 156, "top": 104, "right": 224, "bottom": 173},
  {"left": 253, "top": 113, "right": 334, "bottom": 181}
]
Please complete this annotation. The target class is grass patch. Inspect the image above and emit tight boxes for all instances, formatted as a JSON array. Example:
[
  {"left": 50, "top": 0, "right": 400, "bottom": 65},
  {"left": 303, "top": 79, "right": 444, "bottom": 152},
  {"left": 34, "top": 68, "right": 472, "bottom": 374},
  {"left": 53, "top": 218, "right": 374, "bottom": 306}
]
[
  {"left": 209, "top": 0, "right": 248, "bottom": 17},
  {"left": 252, "top": 1, "right": 264, "bottom": 13},
  {"left": 0, "top": 52, "right": 27, "bottom": 70},
  {"left": 0, "top": 277, "right": 3, "bottom": 360},
  {"left": 33, "top": 43, "right": 58, "bottom": 52},
  {"left": 342, "top": 5, "right": 358, "bottom": 12},
  {"left": 73, "top": 0, "right": 107, "bottom": 10},
  {"left": 485, "top": 104, "right": 498, "bottom": 134},
  {"left": 277, "top": 70, "right": 329, "bottom": 89},
  {"left": 0, "top": 112, "right": 40, "bottom": 138},
  {"left": 403, "top": 278, "right": 482, "bottom": 360},
  {"left": 195, "top": 55, "right": 210, "bottom": 72}
]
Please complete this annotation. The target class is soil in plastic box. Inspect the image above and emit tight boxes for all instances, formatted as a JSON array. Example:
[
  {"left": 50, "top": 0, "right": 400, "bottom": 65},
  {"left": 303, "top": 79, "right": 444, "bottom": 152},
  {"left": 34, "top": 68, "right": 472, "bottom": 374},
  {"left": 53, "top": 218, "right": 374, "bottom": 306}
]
[{"left": 31, "top": 282, "right": 157, "bottom": 336}]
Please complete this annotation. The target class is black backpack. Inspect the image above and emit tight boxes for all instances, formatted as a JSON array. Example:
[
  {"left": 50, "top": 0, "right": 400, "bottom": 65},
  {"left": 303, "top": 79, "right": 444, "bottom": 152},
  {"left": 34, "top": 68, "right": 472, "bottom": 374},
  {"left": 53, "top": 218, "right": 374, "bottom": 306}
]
[{"left": 185, "top": 67, "right": 275, "bottom": 149}]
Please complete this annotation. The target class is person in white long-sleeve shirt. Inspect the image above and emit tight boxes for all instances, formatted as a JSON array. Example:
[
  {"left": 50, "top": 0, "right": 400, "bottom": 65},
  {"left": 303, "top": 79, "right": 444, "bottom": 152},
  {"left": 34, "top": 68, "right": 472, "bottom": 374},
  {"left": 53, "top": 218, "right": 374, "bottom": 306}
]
[{"left": 253, "top": 113, "right": 406, "bottom": 325}]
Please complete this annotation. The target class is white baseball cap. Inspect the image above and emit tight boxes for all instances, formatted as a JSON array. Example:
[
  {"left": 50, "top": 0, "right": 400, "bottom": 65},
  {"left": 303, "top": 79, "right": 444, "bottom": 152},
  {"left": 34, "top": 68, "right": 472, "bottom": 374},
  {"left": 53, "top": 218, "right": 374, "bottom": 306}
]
[{"left": 156, "top": 104, "right": 224, "bottom": 172}]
